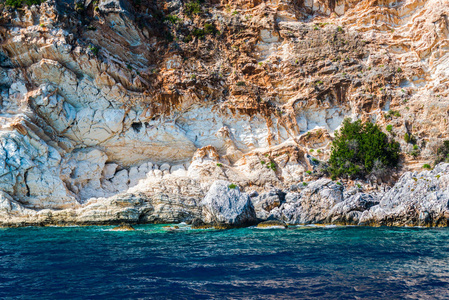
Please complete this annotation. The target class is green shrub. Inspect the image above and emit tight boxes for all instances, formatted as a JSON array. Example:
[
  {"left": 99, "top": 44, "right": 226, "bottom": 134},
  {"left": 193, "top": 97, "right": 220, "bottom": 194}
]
[
  {"left": 204, "top": 23, "right": 218, "bottom": 35},
  {"left": 404, "top": 133, "right": 410, "bottom": 143},
  {"left": 75, "top": 2, "right": 84, "bottom": 11},
  {"left": 185, "top": 1, "right": 202, "bottom": 16},
  {"left": 306, "top": 170, "right": 312, "bottom": 175},
  {"left": 260, "top": 160, "right": 266, "bottom": 165},
  {"left": 337, "top": 26, "right": 343, "bottom": 32},
  {"left": 88, "top": 45, "right": 99, "bottom": 56},
  {"left": 386, "top": 124, "right": 393, "bottom": 132},
  {"left": 385, "top": 110, "right": 401, "bottom": 119},
  {"left": 228, "top": 183, "right": 237, "bottom": 189},
  {"left": 165, "top": 15, "right": 181, "bottom": 24},
  {"left": 328, "top": 118, "right": 400, "bottom": 179},
  {"left": 192, "top": 28, "right": 205, "bottom": 39},
  {"left": 216, "top": 163, "right": 223, "bottom": 167},
  {"left": 267, "top": 162, "right": 276, "bottom": 171},
  {"left": 435, "top": 140, "right": 449, "bottom": 164},
  {"left": 183, "top": 35, "right": 193, "bottom": 43},
  {"left": 302, "top": 182, "right": 308, "bottom": 186},
  {"left": 422, "top": 164, "right": 431, "bottom": 170},
  {"left": 236, "top": 81, "right": 246, "bottom": 86},
  {"left": 5, "top": 0, "right": 44, "bottom": 8}
]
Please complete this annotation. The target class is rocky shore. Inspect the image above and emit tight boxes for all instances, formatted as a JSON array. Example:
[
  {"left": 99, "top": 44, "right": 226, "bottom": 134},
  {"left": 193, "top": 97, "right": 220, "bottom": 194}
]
[
  {"left": 1, "top": 163, "right": 448, "bottom": 228},
  {"left": 0, "top": 0, "right": 448, "bottom": 227}
]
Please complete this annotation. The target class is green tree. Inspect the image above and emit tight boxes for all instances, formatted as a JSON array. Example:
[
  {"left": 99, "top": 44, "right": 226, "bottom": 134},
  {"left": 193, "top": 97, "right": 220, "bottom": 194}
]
[{"left": 328, "top": 119, "right": 400, "bottom": 180}]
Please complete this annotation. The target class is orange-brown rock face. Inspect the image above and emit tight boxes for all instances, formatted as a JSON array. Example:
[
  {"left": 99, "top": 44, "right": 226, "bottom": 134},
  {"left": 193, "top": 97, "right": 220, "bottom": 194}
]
[{"left": 0, "top": 0, "right": 447, "bottom": 225}]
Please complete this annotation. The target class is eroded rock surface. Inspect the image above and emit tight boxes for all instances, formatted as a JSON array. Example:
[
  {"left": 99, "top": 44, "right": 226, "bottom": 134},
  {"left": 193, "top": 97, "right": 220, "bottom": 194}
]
[
  {"left": 0, "top": 0, "right": 448, "bottom": 226},
  {"left": 202, "top": 181, "right": 257, "bottom": 226}
]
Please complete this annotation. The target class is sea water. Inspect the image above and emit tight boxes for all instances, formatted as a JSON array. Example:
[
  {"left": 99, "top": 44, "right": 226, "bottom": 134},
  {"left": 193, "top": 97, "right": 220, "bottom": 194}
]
[{"left": 1, "top": 225, "right": 448, "bottom": 299}]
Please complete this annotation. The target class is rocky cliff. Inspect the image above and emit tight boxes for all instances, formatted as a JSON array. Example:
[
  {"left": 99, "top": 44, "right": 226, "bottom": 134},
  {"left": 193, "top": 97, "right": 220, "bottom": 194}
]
[{"left": 0, "top": 0, "right": 448, "bottom": 227}]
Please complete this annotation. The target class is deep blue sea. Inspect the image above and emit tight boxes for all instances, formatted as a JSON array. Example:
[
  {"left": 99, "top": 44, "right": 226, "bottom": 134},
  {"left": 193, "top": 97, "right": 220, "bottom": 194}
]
[{"left": 1, "top": 225, "right": 449, "bottom": 299}]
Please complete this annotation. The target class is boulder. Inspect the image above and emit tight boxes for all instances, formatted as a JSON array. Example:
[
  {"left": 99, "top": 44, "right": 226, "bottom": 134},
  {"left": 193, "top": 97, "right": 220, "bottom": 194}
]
[
  {"left": 201, "top": 180, "right": 257, "bottom": 227},
  {"left": 277, "top": 179, "right": 344, "bottom": 224},
  {"left": 251, "top": 189, "right": 285, "bottom": 219},
  {"left": 327, "top": 193, "right": 379, "bottom": 225}
]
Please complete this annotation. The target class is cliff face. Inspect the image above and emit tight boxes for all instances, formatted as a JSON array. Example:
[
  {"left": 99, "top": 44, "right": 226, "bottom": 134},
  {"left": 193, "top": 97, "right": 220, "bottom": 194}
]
[{"left": 0, "top": 0, "right": 448, "bottom": 226}]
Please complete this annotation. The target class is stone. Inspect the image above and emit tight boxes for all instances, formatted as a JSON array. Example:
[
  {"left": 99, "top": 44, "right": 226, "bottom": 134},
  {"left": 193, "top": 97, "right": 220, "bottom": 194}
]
[
  {"left": 278, "top": 179, "right": 344, "bottom": 224},
  {"left": 201, "top": 181, "right": 257, "bottom": 227},
  {"left": 251, "top": 189, "right": 285, "bottom": 219},
  {"left": 327, "top": 193, "right": 379, "bottom": 225}
]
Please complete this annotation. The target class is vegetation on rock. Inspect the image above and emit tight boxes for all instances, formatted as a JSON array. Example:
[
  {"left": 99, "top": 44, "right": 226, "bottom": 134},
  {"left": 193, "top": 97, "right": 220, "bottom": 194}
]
[
  {"left": 3, "top": 0, "right": 43, "bottom": 8},
  {"left": 328, "top": 119, "right": 400, "bottom": 180},
  {"left": 435, "top": 140, "right": 449, "bottom": 165},
  {"left": 184, "top": 0, "right": 202, "bottom": 17}
]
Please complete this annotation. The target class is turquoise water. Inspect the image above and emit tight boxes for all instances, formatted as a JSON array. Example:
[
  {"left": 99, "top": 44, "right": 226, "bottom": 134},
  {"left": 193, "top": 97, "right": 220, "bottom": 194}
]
[{"left": 1, "top": 225, "right": 449, "bottom": 299}]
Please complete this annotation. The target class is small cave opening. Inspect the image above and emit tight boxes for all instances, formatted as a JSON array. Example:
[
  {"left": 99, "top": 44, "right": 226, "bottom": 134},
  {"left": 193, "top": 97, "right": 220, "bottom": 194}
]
[{"left": 131, "top": 122, "right": 143, "bottom": 133}]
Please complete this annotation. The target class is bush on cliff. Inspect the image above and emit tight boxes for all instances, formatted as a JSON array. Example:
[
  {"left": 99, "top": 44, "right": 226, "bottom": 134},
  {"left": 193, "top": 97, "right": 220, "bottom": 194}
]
[
  {"left": 435, "top": 140, "right": 449, "bottom": 165},
  {"left": 3, "top": 0, "right": 44, "bottom": 8},
  {"left": 328, "top": 118, "right": 400, "bottom": 180}
]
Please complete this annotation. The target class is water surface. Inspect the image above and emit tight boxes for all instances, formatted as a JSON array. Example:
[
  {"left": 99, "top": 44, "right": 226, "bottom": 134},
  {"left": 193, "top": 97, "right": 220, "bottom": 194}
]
[{"left": 1, "top": 225, "right": 448, "bottom": 299}]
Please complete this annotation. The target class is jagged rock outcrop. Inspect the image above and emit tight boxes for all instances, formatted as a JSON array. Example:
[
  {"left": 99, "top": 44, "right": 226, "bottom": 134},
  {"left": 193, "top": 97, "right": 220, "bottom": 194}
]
[
  {"left": 327, "top": 193, "right": 379, "bottom": 225},
  {"left": 267, "top": 179, "right": 344, "bottom": 224},
  {"left": 201, "top": 180, "right": 257, "bottom": 226},
  {"left": 360, "top": 164, "right": 449, "bottom": 227},
  {"left": 0, "top": 0, "right": 447, "bottom": 226}
]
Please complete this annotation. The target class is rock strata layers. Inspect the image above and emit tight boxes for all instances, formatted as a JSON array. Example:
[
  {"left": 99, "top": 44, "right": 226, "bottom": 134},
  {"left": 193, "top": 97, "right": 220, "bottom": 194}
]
[{"left": 0, "top": 0, "right": 448, "bottom": 227}]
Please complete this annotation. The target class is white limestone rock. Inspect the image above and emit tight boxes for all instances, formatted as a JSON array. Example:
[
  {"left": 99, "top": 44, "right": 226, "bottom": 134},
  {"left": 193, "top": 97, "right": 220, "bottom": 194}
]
[
  {"left": 360, "top": 164, "right": 449, "bottom": 227},
  {"left": 201, "top": 180, "right": 257, "bottom": 226}
]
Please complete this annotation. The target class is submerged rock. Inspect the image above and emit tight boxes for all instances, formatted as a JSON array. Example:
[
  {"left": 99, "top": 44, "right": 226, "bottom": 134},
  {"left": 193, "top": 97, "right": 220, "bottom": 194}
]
[
  {"left": 201, "top": 181, "right": 257, "bottom": 227},
  {"left": 256, "top": 220, "right": 288, "bottom": 228},
  {"left": 190, "top": 218, "right": 212, "bottom": 229},
  {"left": 111, "top": 224, "right": 135, "bottom": 231}
]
